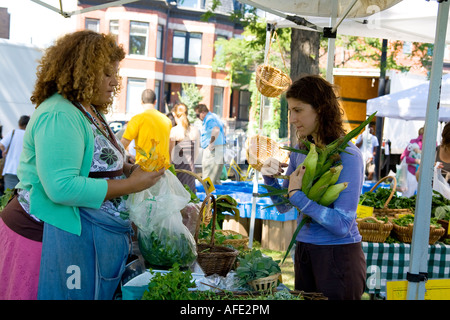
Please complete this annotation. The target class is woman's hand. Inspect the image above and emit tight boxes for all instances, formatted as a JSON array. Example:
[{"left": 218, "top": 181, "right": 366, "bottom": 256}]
[
  {"left": 288, "top": 165, "right": 306, "bottom": 197},
  {"left": 261, "top": 157, "right": 288, "bottom": 176},
  {"left": 105, "top": 166, "right": 165, "bottom": 201},
  {"left": 129, "top": 166, "right": 165, "bottom": 191}
]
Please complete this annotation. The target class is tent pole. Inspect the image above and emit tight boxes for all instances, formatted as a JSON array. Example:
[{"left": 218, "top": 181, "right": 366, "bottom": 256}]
[
  {"left": 406, "top": 0, "right": 449, "bottom": 300},
  {"left": 325, "top": 0, "right": 338, "bottom": 83},
  {"left": 248, "top": 23, "right": 273, "bottom": 249}
]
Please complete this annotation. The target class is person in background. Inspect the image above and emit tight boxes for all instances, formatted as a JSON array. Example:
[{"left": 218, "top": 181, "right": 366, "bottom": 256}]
[
  {"left": 260, "top": 75, "right": 366, "bottom": 300},
  {"left": 0, "top": 115, "right": 30, "bottom": 191},
  {"left": 121, "top": 89, "right": 172, "bottom": 167},
  {"left": 169, "top": 103, "right": 200, "bottom": 192},
  {"left": 355, "top": 124, "right": 379, "bottom": 181},
  {"left": 0, "top": 30, "right": 165, "bottom": 300},
  {"left": 194, "top": 103, "right": 226, "bottom": 185},
  {"left": 401, "top": 127, "right": 424, "bottom": 197}
]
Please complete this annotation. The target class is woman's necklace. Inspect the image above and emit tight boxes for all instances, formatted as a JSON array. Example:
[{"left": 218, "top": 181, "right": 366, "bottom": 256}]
[{"left": 88, "top": 105, "right": 109, "bottom": 137}]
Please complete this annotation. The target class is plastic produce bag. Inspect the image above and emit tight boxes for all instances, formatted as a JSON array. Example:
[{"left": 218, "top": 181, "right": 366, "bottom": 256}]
[
  {"left": 396, "top": 158, "right": 408, "bottom": 193},
  {"left": 127, "top": 170, "right": 197, "bottom": 268},
  {"left": 433, "top": 164, "right": 450, "bottom": 200}
]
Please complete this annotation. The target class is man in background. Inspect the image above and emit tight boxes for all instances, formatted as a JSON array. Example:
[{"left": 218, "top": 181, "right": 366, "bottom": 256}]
[
  {"left": 121, "top": 89, "right": 172, "bottom": 167},
  {"left": 356, "top": 124, "right": 379, "bottom": 181},
  {"left": 194, "top": 104, "right": 225, "bottom": 185}
]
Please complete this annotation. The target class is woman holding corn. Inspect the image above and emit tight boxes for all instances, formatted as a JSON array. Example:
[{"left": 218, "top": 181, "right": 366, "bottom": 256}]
[
  {"left": 262, "top": 75, "right": 366, "bottom": 300},
  {"left": 0, "top": 30, "right": 165, "bottom": 300}
]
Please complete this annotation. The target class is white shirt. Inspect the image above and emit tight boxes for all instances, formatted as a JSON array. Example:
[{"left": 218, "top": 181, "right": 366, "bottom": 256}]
[{"left": 0, "top": 128, "right": 25, "bottom": 175}]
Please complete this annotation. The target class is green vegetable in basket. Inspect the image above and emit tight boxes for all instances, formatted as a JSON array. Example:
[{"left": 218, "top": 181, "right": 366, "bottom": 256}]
[{"left": 235, "top": 249, "right": 281, "bottom": 287}]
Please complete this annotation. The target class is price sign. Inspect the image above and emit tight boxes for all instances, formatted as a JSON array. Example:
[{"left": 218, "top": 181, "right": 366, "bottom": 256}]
[{"left": 356, "top": 205, "right": 374, "bottom": 219}]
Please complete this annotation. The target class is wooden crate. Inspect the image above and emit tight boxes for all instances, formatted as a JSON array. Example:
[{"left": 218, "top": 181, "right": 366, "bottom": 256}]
[{"left": 261, "top": 219, "right": 297, "bottom": 252}]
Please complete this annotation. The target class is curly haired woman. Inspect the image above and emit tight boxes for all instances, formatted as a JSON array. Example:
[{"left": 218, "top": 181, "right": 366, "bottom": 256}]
[
  {"left": 0, "top": 30, "right": 165, "bottom": 300},
  {"left": 261, "top": 75, "right": 366, "bottom": 300}
]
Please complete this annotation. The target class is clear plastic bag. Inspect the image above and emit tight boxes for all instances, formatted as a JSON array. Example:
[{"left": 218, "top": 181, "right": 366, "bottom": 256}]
[
  {"left": 433, "top": 164, "right": 450, "bottom": 200},
  {"left": 127, "top": 170, "right": 197, "bottom": 268},
  {"left": 396, "top": 158, "right": 408, "bottom": 193}
]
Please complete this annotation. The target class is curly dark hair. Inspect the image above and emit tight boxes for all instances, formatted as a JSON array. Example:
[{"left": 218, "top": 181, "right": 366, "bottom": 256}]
[
  {"left": 31, "top": 30, "right": 125, "bottom": 114},
  {"left": 286, "top": 74, "right": 346, "bottom": 146}
]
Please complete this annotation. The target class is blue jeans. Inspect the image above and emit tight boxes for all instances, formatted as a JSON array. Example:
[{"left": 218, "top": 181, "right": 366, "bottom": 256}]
[
  {"left": 37, "top": 207, "right": 132, "bottom": 300},
  {"left": 3, "top": 174, "right": 19, "bottom": 191}
]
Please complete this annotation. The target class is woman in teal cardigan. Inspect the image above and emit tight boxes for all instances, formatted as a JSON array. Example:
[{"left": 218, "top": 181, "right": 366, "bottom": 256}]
[{"left": 0, "top": 30, "right": 164, "bottom": 300}]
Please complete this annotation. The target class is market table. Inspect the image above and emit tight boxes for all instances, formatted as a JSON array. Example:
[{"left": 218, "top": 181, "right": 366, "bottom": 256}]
[{"left": 363, "top": 241, "right": 450, "bottom": 298}]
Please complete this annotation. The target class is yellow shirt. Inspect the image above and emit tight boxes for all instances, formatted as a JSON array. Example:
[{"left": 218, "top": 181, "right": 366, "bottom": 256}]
[{"left": 122, "top": 108, "right": 172, "bottom": 166}]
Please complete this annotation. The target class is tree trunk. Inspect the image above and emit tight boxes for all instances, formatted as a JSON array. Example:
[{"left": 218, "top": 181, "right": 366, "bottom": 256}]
[{"left": 289, "top": 28, "right": 321, "bottom": 145}]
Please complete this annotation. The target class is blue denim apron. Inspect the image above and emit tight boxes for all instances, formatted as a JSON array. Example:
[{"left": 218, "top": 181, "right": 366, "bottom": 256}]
[{"left": 37, "top": 207, "right": 132, "bottom": 300}]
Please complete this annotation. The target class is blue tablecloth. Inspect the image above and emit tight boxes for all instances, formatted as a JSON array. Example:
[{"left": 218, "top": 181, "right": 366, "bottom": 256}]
[
  {"left": 195, "top": 181, "right": 298, "bottom": 221},
  {"left": 194, "top": 180, "right": 391, "bottom": 222}
]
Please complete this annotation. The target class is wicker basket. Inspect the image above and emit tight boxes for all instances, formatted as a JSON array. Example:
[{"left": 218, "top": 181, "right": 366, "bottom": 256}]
[
  {"left": 246, "top": 135, "right": 290, "bottom": 172},
  {"left": 255, "top": 30, "right": 291, "bottom": 98},
  {"left": 368, "top": 176, "right": 413, "bottom": 218},
  {"left": 356, "top": 216, "right": 393, "bottom": 243},
  {"left": 195, "top": 194, "right": 239, "bottom": 276},
  {"left": 392, "top": 223, "right": 446, "bottom": 245},
  {"left": 248, "top": 273, "right": 281, "bottom": 291}
]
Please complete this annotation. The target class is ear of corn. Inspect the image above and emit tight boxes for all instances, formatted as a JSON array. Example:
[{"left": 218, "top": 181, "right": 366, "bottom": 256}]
[
  {"left": 318, "top": 182, "right": 348, "bottom": 207},
  {"left": 307, "top": 167, "right": 335, "bottom": 202},
  {"left": 328, "top": 164, "right": 343, "bottom": 185},
  {"left": 300, "top": 143, "right": 318, "bottom": 195}
]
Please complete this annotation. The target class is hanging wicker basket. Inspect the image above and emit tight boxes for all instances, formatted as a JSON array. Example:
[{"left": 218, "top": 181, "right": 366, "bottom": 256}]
[
  {"left": 255, "top": 30, "right": 291, "bottom": 98},
  {"left": 195, "top": 194, "right": 239, "bottom": 277},
  {"left": 245, "top": 135, "right": 290, "bottom": 172}
]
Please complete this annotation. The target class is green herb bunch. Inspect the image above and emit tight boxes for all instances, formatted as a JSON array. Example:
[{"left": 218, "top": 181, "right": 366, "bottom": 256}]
[
  {"left": 141, "top": 264, "right": 196, "bottom": 300},
  {"left": 235, "top": 249, "right": 281, "bottom": 287}
]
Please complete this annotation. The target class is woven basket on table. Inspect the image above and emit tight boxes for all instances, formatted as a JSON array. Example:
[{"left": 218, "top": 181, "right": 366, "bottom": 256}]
[
  {"left": 175, "top": 168, "right": 213, "bottom": 228},
  {"left": 368, "top": 176, "right": 413, "bottom": 218},
  {"left": 248, "top": 273, "right": 281, "bottom": 291},
  {"left": 356, "top": 216, "right": 393, "bottom": 243},
  {"left": 392, "top": 223, "right": 446, "bottom": 245},
  {"left": 255, "top": 30, "right": 291, "bottom": 98},
  {"left": 246, "top": 135, "right": 290, "bottom": 172},
  {"left": 195, "top": 194, "right": 239, "bottom": 277}
]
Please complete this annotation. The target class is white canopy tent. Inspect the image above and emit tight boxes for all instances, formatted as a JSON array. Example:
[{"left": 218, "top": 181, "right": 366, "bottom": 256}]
[
  {"left": 0, "top": 40, "right": 42, "bottom": 135},
  {"left": 366, "top": 73, "right": 450, "bottom": 122},
  {"left": 240, "top": 0, "right": 450, "bottom": 300}
]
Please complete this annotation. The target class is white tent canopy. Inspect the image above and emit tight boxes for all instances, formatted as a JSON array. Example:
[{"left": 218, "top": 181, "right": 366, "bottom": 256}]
[
  {"left": 258, "top": 0, "right": 450, "bottom": 44},
  {"left": 0, "top": 39, "right": 42, "bottom": 135},
  {"left": 367, "top": 74, "right": 450, "bottom": 121}
]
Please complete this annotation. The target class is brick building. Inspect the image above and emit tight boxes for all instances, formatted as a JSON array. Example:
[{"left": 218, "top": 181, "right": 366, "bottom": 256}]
[{"left": 76, "top": 0, "right": 249, "bottom": 129}]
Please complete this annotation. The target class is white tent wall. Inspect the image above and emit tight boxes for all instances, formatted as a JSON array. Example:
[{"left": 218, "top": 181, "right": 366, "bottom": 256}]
[
  {"left": 0, "top": 39, "right": 42, "bottom": 135},
  {"left": 383, "top": 71, "right": 428, "bottom": 154}
]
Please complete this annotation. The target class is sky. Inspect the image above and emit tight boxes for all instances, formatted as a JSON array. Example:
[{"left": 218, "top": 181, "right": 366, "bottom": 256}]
[{"left": 1, "top": 0, "right": 77, "bottom": 48}]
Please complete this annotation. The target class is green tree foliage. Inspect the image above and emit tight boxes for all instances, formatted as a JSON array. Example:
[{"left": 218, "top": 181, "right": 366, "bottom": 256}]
[{"left": 177, "top": 83, "right": 203, "bottom": 123}]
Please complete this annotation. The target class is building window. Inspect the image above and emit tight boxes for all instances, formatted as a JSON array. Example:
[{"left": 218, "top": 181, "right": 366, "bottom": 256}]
[
  {"left": 85, "top": 18, "right": 99, "bottom": 32},
  {"left": 156, "top": 25, "right": 164, "bottom": 59},
  {"left": 177, "top": 0, "right": 206, "bottom": 10},
  {"left": 126, "top": 78, "right": 146, "bottom": 114},
  {"left": 213, "top": 87, "right": 224, "bottom": 117},
  {"left": 172, "top": 31, "right": 202, "bottom": 64},
  {"left": 109, "top": 20, "right": 119, "bottom": 42},
  {"left": 129, "top": 21, "right": 149, "bottom": 56},
  {"left": 238, "top": 90, "right": 250, "bottom": 121}
]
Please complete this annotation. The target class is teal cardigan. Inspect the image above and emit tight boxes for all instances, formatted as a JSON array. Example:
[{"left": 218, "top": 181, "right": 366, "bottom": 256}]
[{"left": 16, "top": 93, "right": 108, "bottom": 235}]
